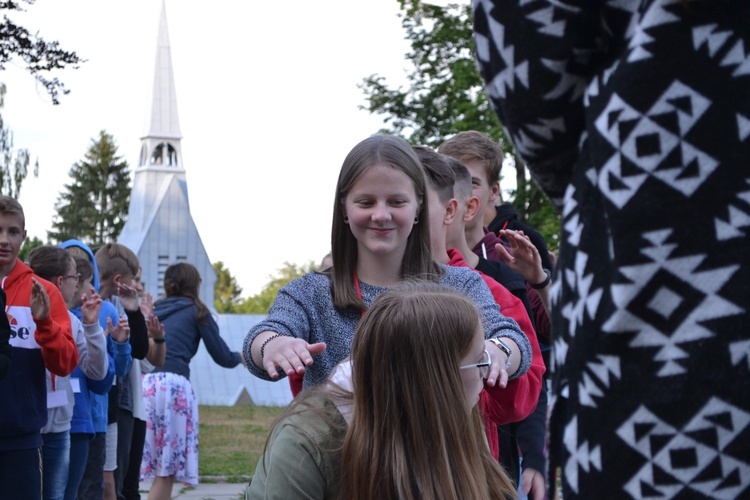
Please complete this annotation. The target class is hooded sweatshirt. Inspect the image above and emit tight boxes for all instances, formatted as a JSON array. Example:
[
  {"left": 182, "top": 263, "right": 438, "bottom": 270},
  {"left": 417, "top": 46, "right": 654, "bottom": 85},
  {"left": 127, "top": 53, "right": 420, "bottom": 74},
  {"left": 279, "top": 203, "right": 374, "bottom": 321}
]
[
  {"left": 153, "top": 296, "right": 240, "bottom": 379},
  {"left": 41, "top": 312, "right": 109, "bottom": 434},
  {"left": 0, "top": 289, "right": 11, "bottom": 379},
  {"left": 0, "top": 259, "right": 76, "bottom": 451},
  {"left": 60, "top": 239, "right": 131, "bottom": 433}
]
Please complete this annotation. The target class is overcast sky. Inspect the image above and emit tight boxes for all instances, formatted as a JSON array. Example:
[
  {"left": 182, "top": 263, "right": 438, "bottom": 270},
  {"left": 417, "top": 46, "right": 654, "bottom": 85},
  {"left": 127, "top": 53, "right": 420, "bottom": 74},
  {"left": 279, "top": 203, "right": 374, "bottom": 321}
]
[{"left": 3, "top": 0, "right": 418, "bottom": 295}]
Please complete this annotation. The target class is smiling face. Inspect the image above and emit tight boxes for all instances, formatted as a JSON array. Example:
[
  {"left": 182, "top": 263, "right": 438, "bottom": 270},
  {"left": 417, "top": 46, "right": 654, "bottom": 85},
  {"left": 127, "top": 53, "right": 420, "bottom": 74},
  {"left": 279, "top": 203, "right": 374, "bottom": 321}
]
[
  {"left": 343, "top": 163, "right": 421, "bottom": 264},
  {"left": 459, "top": 327, "right": 487, "bottom": 409}
]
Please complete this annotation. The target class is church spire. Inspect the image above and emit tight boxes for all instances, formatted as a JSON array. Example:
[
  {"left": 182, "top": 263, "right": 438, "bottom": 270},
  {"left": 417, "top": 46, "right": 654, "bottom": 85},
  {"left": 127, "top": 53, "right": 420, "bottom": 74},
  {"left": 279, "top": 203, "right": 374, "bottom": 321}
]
[
  {"left": 146, "top": 0, "right": 181, "bottom": 139},
  {"left": 138, "top": 0, "right": 182, "bottom": 168}
]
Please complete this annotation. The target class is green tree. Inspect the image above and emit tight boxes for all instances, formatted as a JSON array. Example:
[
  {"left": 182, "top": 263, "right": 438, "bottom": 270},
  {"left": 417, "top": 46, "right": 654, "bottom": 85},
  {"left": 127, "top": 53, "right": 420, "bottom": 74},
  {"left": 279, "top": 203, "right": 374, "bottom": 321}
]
[
  {"left": 48, "top": 130, "right": 131, "bottom": 247},
  {"left": 213, "top": 261, "right": 243, "bottom": 313},
  {"left": 18, "top": 234, "right": 42, "bottom": 262},
  {"left": 359, "top": 0, "right": 560, "bottom": 250},
  {"left": 239, "top": 261, "right": 316, "bottom": 314},
  {"left": 0, "top": 1, "right": 83, "bottom": 199},
  {"left": 0, "top": 84, "right": 37, "bottom": 198},
  {"left": 0, "top": 1, "right": 83, "bottom": 104}
]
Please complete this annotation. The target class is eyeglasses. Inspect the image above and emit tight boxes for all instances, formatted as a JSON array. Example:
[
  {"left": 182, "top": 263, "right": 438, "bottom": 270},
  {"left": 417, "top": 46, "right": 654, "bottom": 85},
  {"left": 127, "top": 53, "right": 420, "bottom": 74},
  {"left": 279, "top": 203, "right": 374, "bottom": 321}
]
[
  {"left": 460, "top": 349, "right": 491, "bottom": 379},
  {"left": 63, "top": 273, "right": 81, "bottom": 284}
]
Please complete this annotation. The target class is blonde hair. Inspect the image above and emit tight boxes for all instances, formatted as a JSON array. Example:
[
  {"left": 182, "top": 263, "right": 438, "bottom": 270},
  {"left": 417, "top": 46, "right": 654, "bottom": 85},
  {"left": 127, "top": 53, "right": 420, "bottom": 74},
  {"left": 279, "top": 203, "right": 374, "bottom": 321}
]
[
  {"left": 438, "top": 131, "right": 504, "bottom": 188},
  {"left": 95, "top": 243, "right": 140, "bottom": 296}
]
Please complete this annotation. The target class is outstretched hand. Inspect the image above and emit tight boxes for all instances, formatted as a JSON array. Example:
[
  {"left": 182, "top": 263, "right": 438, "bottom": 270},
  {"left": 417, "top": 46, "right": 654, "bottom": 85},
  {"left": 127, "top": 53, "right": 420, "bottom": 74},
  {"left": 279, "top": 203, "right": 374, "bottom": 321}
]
[
  {"left": 30, "top": 277, "right": 50, "bottom": 320},
  {"left": 260, "top": 335, "right": 327, "bottom": 379},
  {"left": 81, "top": 288, "right": 103, "bottom": 325}
]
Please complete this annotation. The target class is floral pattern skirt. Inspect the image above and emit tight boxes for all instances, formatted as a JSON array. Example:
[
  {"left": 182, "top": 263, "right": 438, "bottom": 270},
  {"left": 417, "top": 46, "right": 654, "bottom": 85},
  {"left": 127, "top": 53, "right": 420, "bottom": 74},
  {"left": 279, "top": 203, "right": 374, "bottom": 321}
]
[{"left": 140, "top": 372, "right": 199, "bottom": 485}]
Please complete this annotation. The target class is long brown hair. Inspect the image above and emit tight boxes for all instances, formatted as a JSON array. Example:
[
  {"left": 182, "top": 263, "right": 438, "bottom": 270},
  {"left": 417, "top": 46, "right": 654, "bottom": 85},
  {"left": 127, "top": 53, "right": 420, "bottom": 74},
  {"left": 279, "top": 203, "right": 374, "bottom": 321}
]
[
  {"left": 339, "top": 282, "right": 514, "bottom": 499},
  {"left": 263, "top": 282, "right": 515, "bottom": 499},
  {"left": 161, "top": 262, "right": 210, "bottom": 324},
  {"left": 330, "top": 135, "right": 441, "bottom": 310}
]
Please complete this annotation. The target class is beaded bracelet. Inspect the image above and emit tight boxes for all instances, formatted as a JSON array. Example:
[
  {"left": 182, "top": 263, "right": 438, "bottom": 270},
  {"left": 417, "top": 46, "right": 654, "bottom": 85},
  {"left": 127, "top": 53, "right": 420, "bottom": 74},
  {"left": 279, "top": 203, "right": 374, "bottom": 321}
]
[{"left": 260, "top": 333, "right": 283, "bottom": 362}]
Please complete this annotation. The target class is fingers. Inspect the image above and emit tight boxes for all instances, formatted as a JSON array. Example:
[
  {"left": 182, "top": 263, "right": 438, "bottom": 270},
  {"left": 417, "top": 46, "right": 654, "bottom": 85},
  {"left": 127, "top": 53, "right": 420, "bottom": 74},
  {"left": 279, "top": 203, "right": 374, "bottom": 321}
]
[
  {"left": 307, "top": 342, "right": 327, "bottom": 359},
  {"left": 261, "top": 337, "right": 324, "bottom": 379},
  {"left": 494, "top": 242, "right": 514, "bottom": 264},
  {"left": 485, "top": 341, "right": 509, "bottom": 388}
]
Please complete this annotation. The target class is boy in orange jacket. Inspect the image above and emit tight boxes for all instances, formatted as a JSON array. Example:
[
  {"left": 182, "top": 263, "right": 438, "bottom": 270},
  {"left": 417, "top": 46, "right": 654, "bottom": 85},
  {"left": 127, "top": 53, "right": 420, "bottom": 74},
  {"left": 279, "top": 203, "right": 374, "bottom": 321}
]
[{"left": 0, "top": 195, "right": 77, "bottom": 500}]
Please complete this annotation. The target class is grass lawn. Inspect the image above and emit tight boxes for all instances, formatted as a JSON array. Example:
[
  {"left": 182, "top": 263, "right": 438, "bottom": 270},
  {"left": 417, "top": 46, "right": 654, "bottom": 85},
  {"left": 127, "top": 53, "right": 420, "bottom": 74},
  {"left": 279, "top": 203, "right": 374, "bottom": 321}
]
[{"left": 198, "top": 405, "right": 285, "bottom": 483}]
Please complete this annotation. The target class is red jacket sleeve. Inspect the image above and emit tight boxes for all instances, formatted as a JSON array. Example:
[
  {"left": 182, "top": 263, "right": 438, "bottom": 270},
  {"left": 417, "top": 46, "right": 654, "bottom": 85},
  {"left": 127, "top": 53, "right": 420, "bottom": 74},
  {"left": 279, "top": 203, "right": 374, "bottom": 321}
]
[
  {"left": 34, "top": 279, "right": 78, "bottom": 376},
  {"left": 479, "top": 272, "right": 545, "bottom": 425}
]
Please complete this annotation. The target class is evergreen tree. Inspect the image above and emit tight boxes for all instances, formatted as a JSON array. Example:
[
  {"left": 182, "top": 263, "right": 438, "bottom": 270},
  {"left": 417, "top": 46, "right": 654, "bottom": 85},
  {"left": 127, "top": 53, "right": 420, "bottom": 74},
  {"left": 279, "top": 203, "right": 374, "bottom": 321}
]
[{"left": 48, "top": 130, "right": 131, "bottom": 247}]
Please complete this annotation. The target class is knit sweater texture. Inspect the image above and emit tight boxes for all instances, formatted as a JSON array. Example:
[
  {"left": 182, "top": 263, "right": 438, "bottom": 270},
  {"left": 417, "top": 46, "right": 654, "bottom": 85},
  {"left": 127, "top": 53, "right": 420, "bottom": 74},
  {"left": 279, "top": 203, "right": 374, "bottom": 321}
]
[{"left": 244, "top": 264, "right": 531, "bottom": 387}]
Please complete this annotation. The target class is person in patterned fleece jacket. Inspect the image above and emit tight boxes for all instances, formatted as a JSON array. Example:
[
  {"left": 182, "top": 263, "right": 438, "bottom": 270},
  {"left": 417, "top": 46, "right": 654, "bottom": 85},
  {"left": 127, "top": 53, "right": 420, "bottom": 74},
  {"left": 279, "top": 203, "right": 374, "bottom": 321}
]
[{"left": 473, "top": 1, "right": 750, "bottom": 498}]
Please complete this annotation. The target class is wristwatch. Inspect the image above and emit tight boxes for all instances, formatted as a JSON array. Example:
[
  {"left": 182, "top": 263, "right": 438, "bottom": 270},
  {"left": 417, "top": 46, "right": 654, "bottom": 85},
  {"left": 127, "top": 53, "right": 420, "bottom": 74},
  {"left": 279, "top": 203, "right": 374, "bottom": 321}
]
[
  {"left": 488, "top": 338, "right": 512, "bottom": 368},
  {"left": 530, "top": 268, "right": 551, "bottom": 290}
]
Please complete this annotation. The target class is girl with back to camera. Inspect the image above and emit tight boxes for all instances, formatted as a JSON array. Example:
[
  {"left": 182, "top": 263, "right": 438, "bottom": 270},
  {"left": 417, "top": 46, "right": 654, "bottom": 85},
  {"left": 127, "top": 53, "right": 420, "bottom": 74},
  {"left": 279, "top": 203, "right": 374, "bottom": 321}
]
[
  {"left": 247, "top": 282, "right": 517, "bottom": 500},
  {"left": 140, "top": 262, "right": 243, "bottom": 500},
  {"left": 244, "top": 134, "right": 532, "bottom": 394}
]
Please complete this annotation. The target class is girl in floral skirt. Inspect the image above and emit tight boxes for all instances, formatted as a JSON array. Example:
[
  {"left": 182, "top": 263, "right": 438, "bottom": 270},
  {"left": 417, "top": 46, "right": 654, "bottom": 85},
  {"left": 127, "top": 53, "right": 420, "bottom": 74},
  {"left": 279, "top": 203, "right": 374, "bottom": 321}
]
[{"left": 140, "top": 263, "right": 243, "bottom": 500}]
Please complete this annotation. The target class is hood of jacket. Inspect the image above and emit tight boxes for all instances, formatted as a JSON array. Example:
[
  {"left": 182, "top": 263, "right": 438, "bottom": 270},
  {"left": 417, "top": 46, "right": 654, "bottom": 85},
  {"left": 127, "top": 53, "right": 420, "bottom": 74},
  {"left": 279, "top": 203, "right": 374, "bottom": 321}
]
[
  {"left": 153, "top": 296, "right": 196, "bottom": 321},
  {"left": 2, "top": 258, "right": 33, "bottom": 292},
  {"left": 59, "top": 239, "right": 100, "bottom": 292},
  {"left": 487, "top": 203, "right": 519, "bottom": 234}
]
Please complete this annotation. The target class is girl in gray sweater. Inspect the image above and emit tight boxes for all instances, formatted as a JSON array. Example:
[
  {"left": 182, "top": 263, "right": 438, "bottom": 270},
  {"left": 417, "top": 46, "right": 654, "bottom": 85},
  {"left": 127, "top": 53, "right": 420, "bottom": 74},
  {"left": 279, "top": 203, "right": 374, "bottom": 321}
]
[{"left": 244, "top": 135, "right": 532, "bottom": 391}]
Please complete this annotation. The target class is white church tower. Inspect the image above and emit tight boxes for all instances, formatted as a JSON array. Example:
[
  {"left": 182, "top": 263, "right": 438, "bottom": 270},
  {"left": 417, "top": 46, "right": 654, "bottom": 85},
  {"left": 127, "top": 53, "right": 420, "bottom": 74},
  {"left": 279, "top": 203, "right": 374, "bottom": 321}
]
[{"left": 118, "top": 1, "right": 216, "bottom": 306}]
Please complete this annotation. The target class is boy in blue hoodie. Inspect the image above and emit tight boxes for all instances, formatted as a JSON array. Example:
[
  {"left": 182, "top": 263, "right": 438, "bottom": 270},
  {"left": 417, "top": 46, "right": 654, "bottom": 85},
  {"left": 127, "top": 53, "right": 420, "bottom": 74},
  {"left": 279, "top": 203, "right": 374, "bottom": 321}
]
[{"left": 61, "top": 240, "right": 132, "bottom": 500}]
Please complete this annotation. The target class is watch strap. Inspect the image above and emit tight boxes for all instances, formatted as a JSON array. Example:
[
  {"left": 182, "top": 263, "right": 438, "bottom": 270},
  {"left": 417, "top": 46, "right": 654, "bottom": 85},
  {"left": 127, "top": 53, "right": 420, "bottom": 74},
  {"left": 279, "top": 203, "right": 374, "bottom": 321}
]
[
  {"left": 489, "top": 338, "right": 512, "bottom": 368},
  {"left": 530, "top": 268, "right": 551, "bottom": 290}
]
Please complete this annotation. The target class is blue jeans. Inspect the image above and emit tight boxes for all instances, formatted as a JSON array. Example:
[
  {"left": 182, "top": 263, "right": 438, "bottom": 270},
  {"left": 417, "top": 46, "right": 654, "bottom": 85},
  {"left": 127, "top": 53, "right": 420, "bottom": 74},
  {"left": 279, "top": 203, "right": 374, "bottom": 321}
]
[
  {"left": 77, "top": 432, "right": 106, "bottom": 500},
  {"left": 42, "top": 431, "right": 70, "bottom": 500},
  {"left": 64, "top": 433, "right": 92, "bottom": 500},
  {"left": 0, "top": 447, "right": 42, "bottom": 500}
]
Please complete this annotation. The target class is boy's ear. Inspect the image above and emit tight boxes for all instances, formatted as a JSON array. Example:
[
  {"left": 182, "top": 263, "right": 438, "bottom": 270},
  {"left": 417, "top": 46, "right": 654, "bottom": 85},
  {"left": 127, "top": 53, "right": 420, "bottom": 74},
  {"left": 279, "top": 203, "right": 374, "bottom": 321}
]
[
  {"left": 464, "top": 195, "right": 481, "bottom": 223},
  {"left": 443, "top": 198, "right": 458, "bottom": 226},
  {"left": 111, "top": 273, "right": 122, "bottom": 285},
  {"left": 489, "top": 181, "right": 501, "bottom": 203}
]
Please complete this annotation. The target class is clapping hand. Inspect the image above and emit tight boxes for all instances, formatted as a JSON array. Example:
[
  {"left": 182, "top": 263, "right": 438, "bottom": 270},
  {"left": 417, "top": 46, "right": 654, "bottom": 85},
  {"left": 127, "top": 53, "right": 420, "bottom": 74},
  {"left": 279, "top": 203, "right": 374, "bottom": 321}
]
[
  {"left": 146, "top": 314, "right": 165, "bottom": 341},
  {"left": 107, "top": 315, "right": 130, "bottom": 343},
  {"left": 30, "top": 277, "right": 50, "bottom": 320},
  {"left": 81, "top": 288, "right": 103, "bottom": 325},
  {"left": 140, "top": 292, "right": 154, "bottom": 318},
  {"left": 116, "top": 282, "right": 139, "bottom": 312},
  {"left": 495, "top": 229, "right": 547, "bottom": 286}
]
